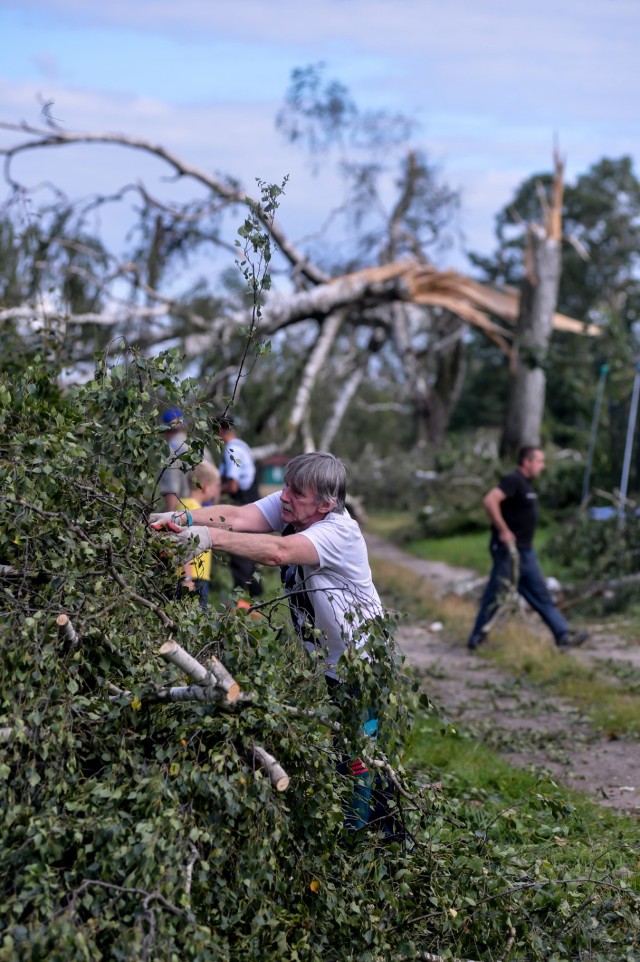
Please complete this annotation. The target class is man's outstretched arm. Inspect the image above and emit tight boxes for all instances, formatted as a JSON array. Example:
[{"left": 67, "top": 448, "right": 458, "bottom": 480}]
[
  {"left": 151, "top": 502, "right": 270, "bottom": 533},
  {"left": 151, "top": 523, "right": 320, "bottom": 568}
]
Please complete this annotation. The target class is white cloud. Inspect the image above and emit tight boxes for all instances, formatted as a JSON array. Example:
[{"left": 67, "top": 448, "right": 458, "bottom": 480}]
[{"left": 1, "top": 0, "right": 639, "bottom": 272}]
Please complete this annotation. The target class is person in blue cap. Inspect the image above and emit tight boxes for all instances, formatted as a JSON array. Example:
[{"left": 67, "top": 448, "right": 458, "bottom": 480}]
[{"left": 159, "top": 408, "right": 214, "bottom": 511}]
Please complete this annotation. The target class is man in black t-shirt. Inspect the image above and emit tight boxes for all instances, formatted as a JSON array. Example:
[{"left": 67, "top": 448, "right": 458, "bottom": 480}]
[{"left": 467, "top": 446, "right": 588, "bottom": 651}]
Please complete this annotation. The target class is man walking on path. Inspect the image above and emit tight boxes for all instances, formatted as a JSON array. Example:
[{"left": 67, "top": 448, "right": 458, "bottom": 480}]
[
  {"left": 467, "top": 446, "right": 589, "bottom": 652},
  {"left": 217, "top": 416, "right": 262, "bottom": 598}
]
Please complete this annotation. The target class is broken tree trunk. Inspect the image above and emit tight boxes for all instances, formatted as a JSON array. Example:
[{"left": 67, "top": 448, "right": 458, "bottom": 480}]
[{"left": 501, "top": 151, "right": 565, "bottom": 458}]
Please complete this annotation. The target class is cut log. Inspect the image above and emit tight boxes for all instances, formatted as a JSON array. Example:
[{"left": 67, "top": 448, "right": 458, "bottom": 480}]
[
  {"left": 56, "top": 613, "right": 79, "bottom": 645},
  {"left": 204, "top": 655, "right": 241, "bottom": 703},
  {"left": 252, "top": 744, "right": 290, "bottom": 792}
]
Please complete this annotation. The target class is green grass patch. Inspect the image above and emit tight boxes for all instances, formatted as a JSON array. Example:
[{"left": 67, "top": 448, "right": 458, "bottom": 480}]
[
  {"left": 406, "top": 711, "right": 640, "bottom": 886},
  {"left": 368, "top": 510, "right": 567, "bottom": 578},
  {"left": 365, "top": 509, "right": 415, "bottom": 540},
  {"left": 407, "top": 528, "right": 491, "bottom": 573},
  {"left": 407, "top": 527, "right": 560, "bottom": 577}
]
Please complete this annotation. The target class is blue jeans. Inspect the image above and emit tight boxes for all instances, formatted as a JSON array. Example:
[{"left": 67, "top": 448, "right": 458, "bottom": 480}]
[{"left": 469, "top": 542, "right": 569, "bottom": 644}]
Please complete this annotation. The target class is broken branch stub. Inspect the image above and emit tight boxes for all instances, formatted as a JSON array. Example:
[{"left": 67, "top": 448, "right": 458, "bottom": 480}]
[
  {"left": 56, "top": 613, "right": 79, "bottom": 645},
  {"left": 204, "top": 655, "right": 241, "bottom": 703},
  {"left": 159, "top": 639, "right": 213, "bottom": 686},
  {"left": 252, "top": 744, "right": 290, "bottom": 792},
  {"left": 158, "top": 640, "right": 241, "bottom": 703}
]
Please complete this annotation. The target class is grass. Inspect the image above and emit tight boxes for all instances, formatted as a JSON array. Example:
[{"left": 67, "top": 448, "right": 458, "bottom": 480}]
[
  {"left": 367, "top": 511, "right": 557, "bottom": 576},
  {"left": 406, "top": 713, "right": 640, "bottom": 884}
]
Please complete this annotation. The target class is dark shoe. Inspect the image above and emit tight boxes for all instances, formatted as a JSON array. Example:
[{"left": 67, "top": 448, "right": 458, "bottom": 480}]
[
  {"left": 557, "top": 630, "right": 589, "bottom": 649},
  {"left": 467, "top": 634, "right": 485, "bottom": 651}
]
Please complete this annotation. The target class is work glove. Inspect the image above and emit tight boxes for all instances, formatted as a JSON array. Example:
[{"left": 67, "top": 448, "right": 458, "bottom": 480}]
[
  {"left": 149, "top": 511, "right": 187, "bottom": 527},
  {"left": 167, "top": 525, "right": 213, "bottom": 563}
]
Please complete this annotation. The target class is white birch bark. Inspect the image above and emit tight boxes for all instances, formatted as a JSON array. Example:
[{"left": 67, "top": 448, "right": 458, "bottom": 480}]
[
  {"left": 252, "top": 744, "right": 290, "bottom": 792},
  {"left": 319, "top": 367, "right": 366, "bottom": 450},
  {"left": 56, "top": 613, "right": 79, "bottom": 645},
  {"left": 203, "top": 656, "right": 241, "bottom": 703}
]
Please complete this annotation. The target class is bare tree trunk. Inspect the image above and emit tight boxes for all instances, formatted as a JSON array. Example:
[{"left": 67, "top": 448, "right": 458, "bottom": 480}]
[
  {"left": 501, "top": 152, "right": 565, "bottom": 458},
  {"left": 426, "top": 333, "right": 467, "bottom": 448}
]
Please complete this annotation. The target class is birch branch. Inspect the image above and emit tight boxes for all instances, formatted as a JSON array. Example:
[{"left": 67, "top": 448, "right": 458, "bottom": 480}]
[
  {"left": 363, "top": 755, "right": 422, "bottom": 803},
  {"left": 319, "top": 365, "right": 366, "bottom": 450},
  {"left": 203, "top": 656, "right": 242, "bottom": 703},
  {"left": 158, "top": 640, "right": 241, "bottom": 703},
  {"left": 56, "top": 613, "right": 79, "bottom": 645},
  {"left": 158, "top": 640, "right": 213, "bottom": 686},
  {"left": 152, "top": 685, "right": 233, "bottom": 704},
  {"left": 108, "top": 682, "right": 253, "bottom": 709},
  {"left": 252, "top": 744, "right": 290, "bottom": 792},
  {"left": 281, "top": 704, "right": 342, "bottom": 733},
  {"left": 280, "top": 309, "right": 346, "bottom": 451},
  {"left": 184, "top": 843, "right": 199, "bottom": 900},
  {"left": 0, "top": 121, "right": 328, "bottom": 287}
]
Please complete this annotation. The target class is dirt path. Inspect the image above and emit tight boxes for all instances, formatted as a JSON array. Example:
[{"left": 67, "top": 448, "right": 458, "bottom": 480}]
[{"left": 365, "top": 532, "right": 640, "bottom": 816}]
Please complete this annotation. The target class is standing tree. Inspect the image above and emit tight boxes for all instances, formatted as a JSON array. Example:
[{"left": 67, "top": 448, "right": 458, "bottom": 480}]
[
  {"left": 468, "top": 154, "right": 640, "bottom": 483},
  {"left": 500, "top": 151, "right": 565, "bottom": 456}
]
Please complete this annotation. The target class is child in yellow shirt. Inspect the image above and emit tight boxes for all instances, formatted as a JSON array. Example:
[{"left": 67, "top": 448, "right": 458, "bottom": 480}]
[{"left": 177, "top": 460, "right": 221, "bottom": 608}]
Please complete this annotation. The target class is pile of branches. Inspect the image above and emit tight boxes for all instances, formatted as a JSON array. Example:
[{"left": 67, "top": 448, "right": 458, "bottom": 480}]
[{"left": 1, "top": 350, "right": 638, "bottom": 961}]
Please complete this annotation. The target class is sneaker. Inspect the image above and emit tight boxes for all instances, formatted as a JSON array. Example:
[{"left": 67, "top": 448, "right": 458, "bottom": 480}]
[
  {"left": 556, "top": 630, "right": 589, "bottom": 649},
  {"left": 467, "top": 634, "right": 485, "bottom": 651}
]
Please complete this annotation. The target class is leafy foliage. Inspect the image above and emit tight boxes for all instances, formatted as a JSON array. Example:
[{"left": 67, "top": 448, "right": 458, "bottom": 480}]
[
  {"left": 0, "top": 351, "right": 415, "bottom": 961},
  {"left": 2, "top": 352, "right": 639, "bottom": 960}
]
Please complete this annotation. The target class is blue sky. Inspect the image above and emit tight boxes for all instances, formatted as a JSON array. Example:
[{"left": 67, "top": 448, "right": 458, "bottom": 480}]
[{"left": 1, "top": 0, "right": 639, "bottom": 269}]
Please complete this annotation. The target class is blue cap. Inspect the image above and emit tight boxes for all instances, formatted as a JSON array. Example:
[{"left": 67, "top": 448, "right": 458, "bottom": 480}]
[{"left": 161, "top": 407, "right": 185, "bottom": 425}]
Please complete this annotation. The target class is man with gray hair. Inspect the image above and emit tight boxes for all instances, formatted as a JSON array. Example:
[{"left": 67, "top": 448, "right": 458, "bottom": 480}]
[{"left": 151, "top": 452, "right": 402, "bottom": 839}]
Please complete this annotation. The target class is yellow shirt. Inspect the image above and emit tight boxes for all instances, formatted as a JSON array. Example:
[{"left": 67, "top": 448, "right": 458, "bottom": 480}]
[{"left": 178, "top": 497, "right": 212, "bottom": 582}]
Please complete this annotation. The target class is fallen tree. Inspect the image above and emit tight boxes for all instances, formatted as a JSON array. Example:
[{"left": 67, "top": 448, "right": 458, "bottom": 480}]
[{"left": 0, "top": 120, "right": 599, "bottom": 456}]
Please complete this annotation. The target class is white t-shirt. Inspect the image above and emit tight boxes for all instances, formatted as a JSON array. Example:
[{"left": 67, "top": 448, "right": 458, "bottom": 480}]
[
  {"left": 256, "top": 491, "right": 384, "bottom": 678},
  {"left": 220, "top": 438, "right": 256, "bottom": 491}
]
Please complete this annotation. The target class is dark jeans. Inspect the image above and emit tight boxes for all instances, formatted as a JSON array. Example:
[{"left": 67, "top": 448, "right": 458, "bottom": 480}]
[
  {"left": 325, "top": 677, "right": 403, "bottom": 839},
  {"left": 229, "top": 553, "right": 262, "bottom": 598},
  {"left": 469, "top": 542, "right": 569, "bottom": 644}
]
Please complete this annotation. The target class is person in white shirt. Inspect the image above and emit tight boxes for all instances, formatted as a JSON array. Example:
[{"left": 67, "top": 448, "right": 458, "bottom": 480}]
[
  {"left": 153, "top": 451, "right": 383, "bottom": 676},
  {"left": 151, "top": 452, "right": 402, "bottom": 838}
]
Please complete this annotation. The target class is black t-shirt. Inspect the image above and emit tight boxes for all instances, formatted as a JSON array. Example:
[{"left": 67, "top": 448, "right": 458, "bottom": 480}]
[{"left": 491, "top": 469, "right": 538, "bottom": 549}]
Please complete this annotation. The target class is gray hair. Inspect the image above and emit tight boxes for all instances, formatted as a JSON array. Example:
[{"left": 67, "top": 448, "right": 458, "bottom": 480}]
[{"left": 285, "top": 452, "right": 347, "bottom": 514}]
